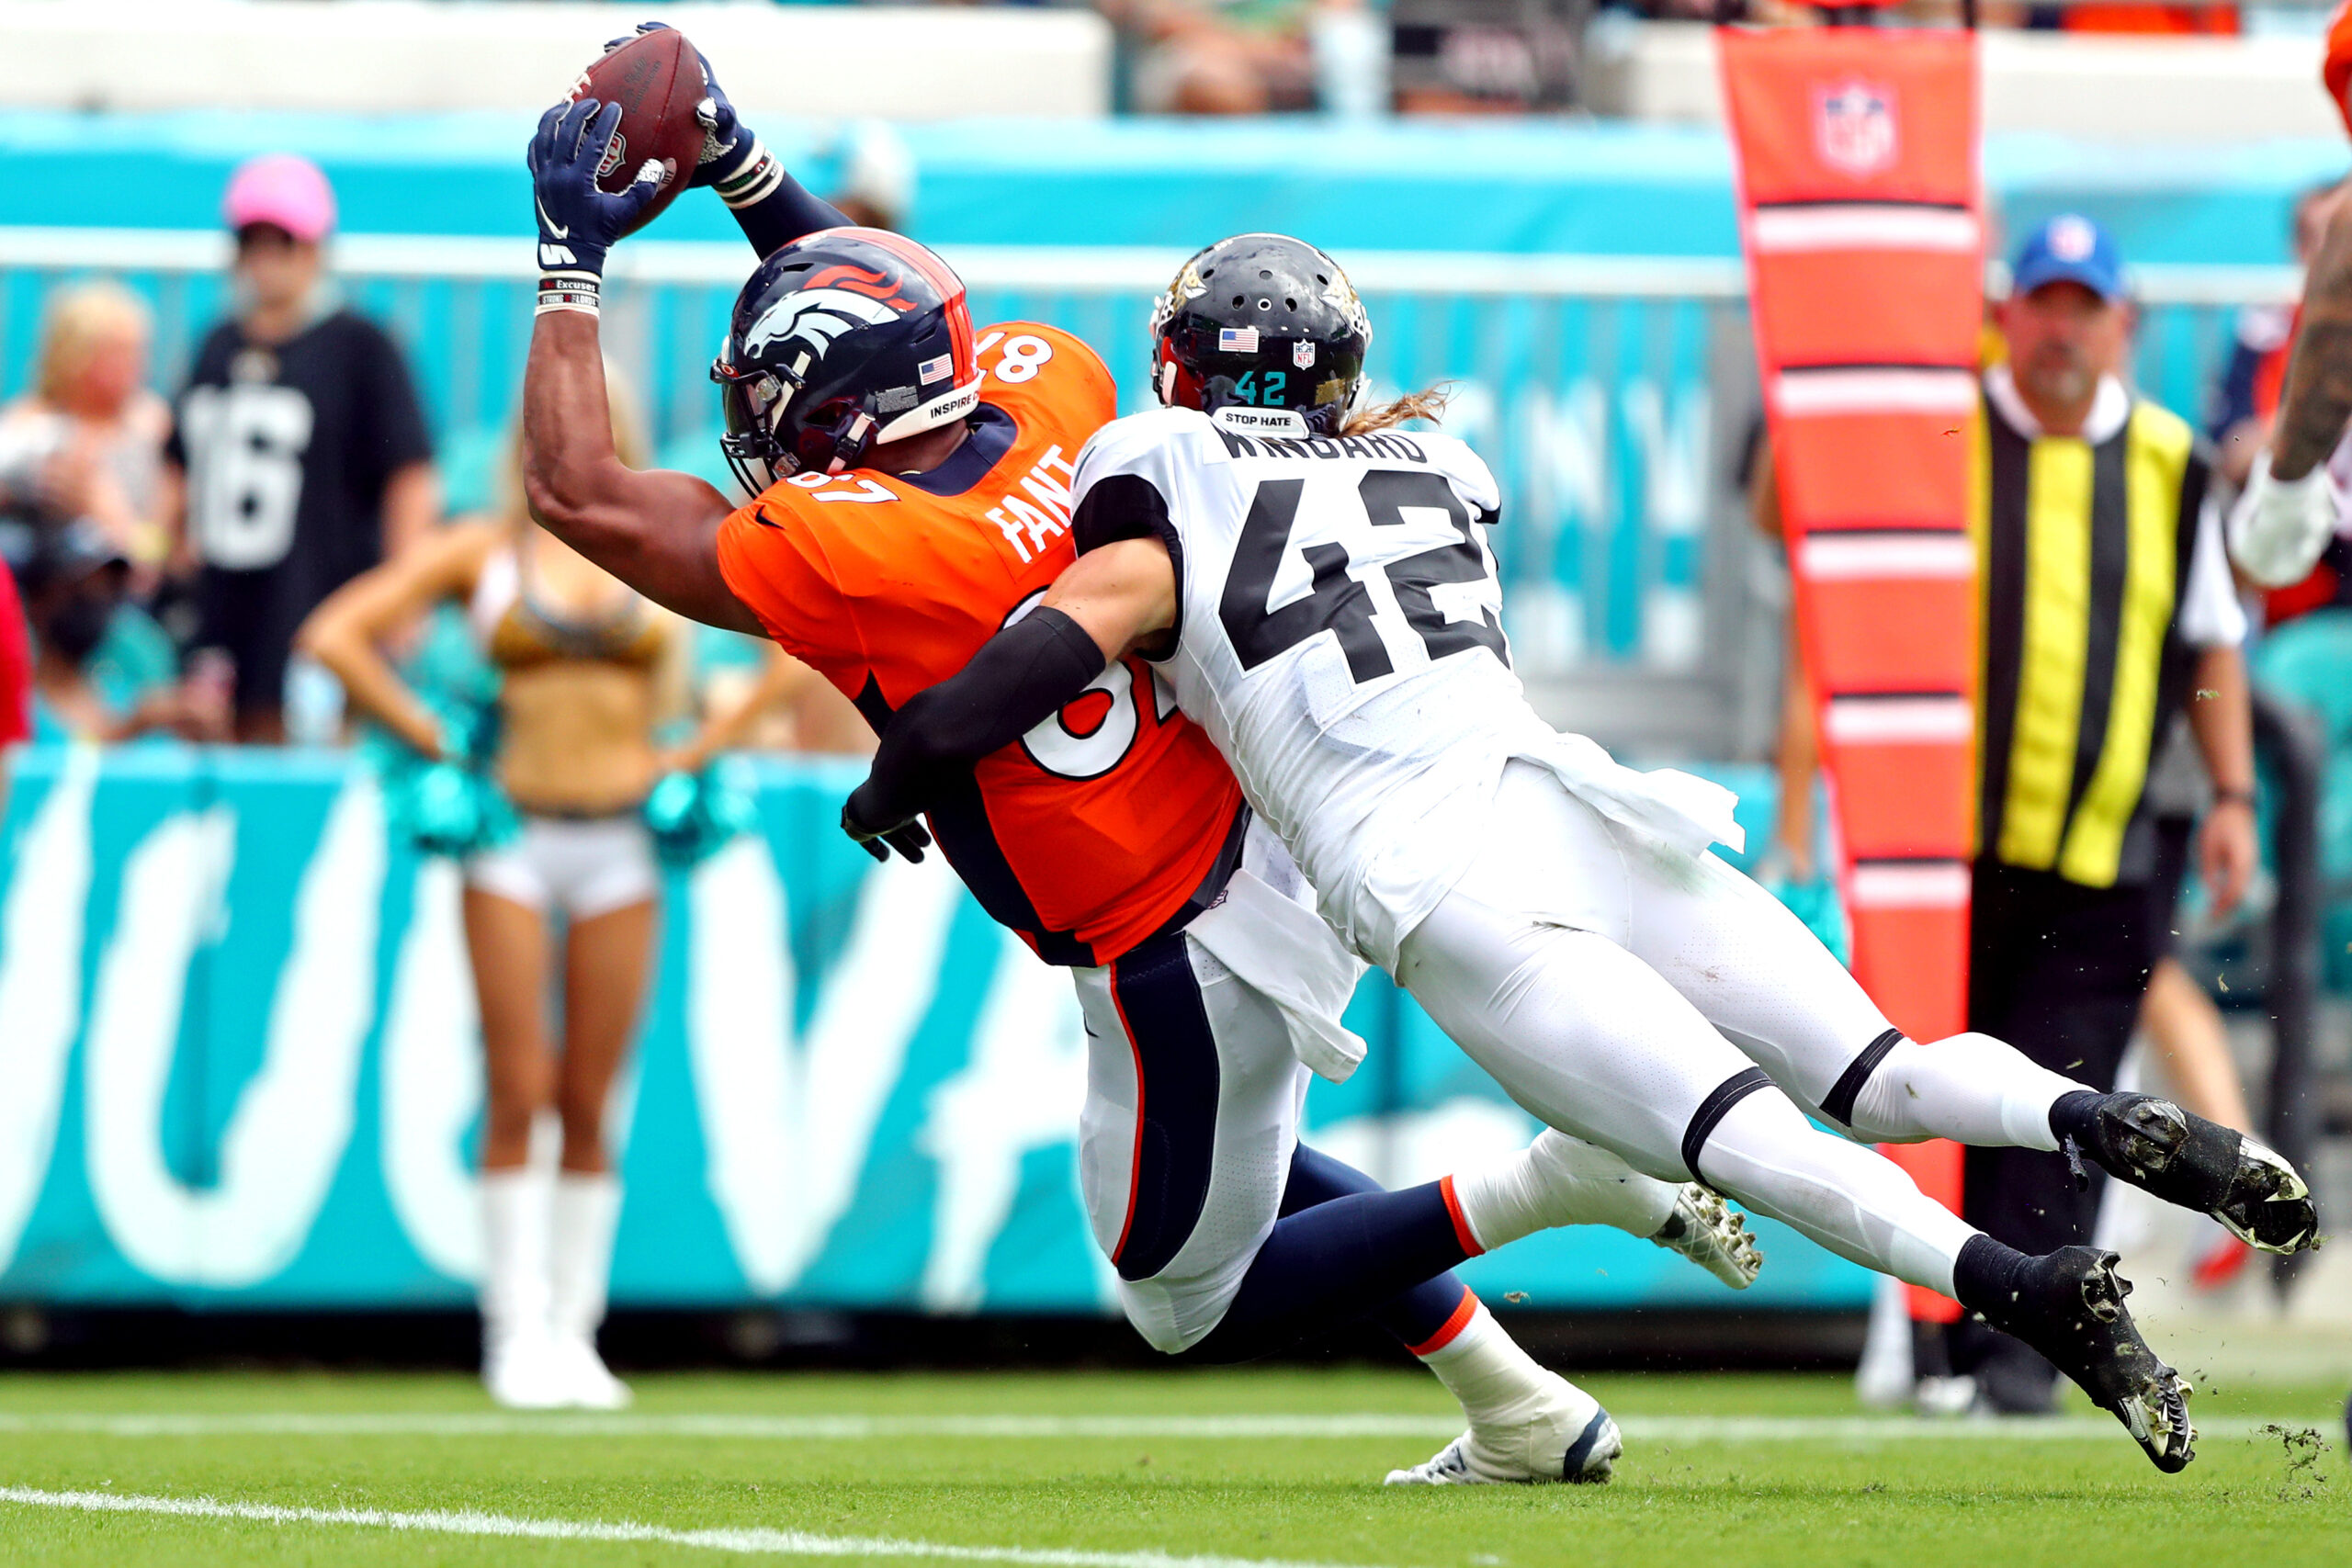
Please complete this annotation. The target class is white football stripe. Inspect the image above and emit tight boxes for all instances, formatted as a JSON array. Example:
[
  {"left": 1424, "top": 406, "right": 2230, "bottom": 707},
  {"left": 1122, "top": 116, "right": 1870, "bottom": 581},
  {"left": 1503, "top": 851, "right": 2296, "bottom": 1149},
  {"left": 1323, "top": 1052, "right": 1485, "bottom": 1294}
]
[
  {"left": 1775, "top": 368, "right": 1977, "bottom": 418},
  {"left": 1823, "top": 698, "right": 1973, "bottom": 744},
  {"left": 0, "top": 1412, "right": 2296, "bottom": 1442},
  {"left": 1848, "top": 863, "right": 1973, "bottom": 909},
  {"left": 1798, "top": 533, "right": 1975, "bottom": 581},
  {"left": 1752, "top": 206, "right": 1980, "bottom": 254},
  {"left": 0, "top": 1487, "right": 1377, "bottom": 1568}
]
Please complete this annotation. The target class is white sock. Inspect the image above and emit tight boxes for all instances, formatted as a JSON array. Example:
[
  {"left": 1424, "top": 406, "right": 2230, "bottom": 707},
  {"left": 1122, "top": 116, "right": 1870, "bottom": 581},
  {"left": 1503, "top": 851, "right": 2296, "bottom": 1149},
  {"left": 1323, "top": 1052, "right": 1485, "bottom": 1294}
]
[
  {"left": 548, "top": 1172, "right": 622, "bottom": 1345},
  {"left": 1451, "top": 1130, "right": 1680, "bottom": 1252},
  {"left": 1845, "top": 1033, "right": 2073, "bottom": 1151},
  {"left": 1414, "top": 1298, "right": 1553, "bottom": 1428},
  {"left": 480, "top": 1167, "right": 554, "bottom": 1352},
  {"left": 1699, "top": 1091, "right": 1975, "bottom": 1298}
]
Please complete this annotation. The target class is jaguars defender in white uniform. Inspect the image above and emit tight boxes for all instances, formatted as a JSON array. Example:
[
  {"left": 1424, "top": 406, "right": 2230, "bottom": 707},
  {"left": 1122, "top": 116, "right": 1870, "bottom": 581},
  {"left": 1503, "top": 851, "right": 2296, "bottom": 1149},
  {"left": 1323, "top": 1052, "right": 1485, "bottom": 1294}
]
[{"left": 850, "top": 234, "right": 2321, "bottom": 1475}]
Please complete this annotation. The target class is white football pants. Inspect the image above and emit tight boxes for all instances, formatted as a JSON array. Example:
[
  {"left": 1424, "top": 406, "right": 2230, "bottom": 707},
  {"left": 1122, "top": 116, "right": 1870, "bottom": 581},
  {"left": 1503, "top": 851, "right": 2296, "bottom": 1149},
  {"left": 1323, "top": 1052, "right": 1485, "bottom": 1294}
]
[
  {"left": 1393, "top": 762, "right": 2045, "bottom": 1297},
  {"left": 1071, "top": 819, "right": 1697, "bottom": 1353}
]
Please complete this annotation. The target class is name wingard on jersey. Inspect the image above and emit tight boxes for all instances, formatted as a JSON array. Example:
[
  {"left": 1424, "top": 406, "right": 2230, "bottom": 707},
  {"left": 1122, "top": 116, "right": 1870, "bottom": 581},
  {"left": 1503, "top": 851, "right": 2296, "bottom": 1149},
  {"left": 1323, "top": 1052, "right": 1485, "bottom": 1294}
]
[{"left": 1214, "top": 427, "right": 1430, "bottom": 464}]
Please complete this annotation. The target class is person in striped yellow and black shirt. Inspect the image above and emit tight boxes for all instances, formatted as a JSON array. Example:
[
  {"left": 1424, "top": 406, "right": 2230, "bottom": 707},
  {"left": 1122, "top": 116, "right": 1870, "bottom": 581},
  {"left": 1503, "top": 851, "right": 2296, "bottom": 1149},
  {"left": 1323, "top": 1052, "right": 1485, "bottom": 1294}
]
[{"left": 1955, "top": 215, "right": 2259, "bottom": 1414}]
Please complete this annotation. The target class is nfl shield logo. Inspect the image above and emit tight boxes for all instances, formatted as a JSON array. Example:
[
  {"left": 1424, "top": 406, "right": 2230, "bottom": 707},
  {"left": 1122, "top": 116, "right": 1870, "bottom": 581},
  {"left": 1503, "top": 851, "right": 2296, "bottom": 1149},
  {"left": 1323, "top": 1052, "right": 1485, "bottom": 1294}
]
[
  {"left": 1293, "top": 341, "right": 1317, "bottom": 368},
  {"left": 1815, "top": 81, "right": 1896, "bottom": 178}
]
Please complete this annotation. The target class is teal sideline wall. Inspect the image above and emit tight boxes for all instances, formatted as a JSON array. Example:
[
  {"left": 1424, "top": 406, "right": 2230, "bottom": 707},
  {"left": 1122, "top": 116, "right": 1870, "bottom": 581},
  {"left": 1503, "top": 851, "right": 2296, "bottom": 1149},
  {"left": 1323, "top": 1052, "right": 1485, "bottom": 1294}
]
[
  {"left": 2, "top": 113, "right": 2341, "bottom": 261},
  {"left": 0, "top": 745, "right": 1871, "bottom": 1314}
]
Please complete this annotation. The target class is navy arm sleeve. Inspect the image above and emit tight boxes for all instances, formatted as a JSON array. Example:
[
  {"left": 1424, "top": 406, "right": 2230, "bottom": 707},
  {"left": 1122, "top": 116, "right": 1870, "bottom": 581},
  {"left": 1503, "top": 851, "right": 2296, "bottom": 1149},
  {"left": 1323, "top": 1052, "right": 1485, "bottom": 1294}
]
[
  {"left": 844, "top": 607, "right": 1108, "bottom": 830},
  {"left": 715, "top": 145, "right": 854, "bottom": 258}
]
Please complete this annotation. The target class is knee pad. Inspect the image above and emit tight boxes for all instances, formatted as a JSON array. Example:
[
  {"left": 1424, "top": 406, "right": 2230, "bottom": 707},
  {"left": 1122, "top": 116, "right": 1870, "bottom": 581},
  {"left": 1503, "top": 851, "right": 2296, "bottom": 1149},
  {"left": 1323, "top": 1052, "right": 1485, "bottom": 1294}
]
[{"left": 1114, "top": 1266, "right": 1245, "bottom": 1357}]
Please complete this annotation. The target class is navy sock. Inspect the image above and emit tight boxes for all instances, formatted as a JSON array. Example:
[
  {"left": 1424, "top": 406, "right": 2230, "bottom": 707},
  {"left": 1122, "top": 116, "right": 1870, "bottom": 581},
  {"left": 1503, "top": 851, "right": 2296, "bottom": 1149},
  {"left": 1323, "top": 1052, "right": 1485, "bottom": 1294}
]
[
  {"left": 1951, "top": 1232, "right": 2032, "bottom": 1325},
  {"left": 1283, "top": 1144, "right": 1472, "bottom": 1348},
  {"left": 1189, "top": 1178, "right": 1472, "bottom": 1362},
  {"left": 2046, "top": 1089, "right": 2105, "bottom": 1148}
]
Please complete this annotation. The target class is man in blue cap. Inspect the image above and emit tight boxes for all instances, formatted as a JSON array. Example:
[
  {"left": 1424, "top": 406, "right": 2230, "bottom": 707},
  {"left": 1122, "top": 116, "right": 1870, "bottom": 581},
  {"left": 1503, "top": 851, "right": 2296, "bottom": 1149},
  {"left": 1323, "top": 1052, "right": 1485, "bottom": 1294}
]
[{"left": 1954, "top": 215, "right": 2261, "bottom": 1413}]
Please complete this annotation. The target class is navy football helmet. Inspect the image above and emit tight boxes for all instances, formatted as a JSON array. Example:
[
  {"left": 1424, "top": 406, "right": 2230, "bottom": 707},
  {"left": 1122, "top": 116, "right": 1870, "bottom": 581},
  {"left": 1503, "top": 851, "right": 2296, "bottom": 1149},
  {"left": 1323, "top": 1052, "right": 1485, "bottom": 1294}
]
[
  {"left": 1149, "top": 233, "right": 1371, "bottom": 435},
  {"left": 710, "top": 227, "right": 980, "bottom": 491}
]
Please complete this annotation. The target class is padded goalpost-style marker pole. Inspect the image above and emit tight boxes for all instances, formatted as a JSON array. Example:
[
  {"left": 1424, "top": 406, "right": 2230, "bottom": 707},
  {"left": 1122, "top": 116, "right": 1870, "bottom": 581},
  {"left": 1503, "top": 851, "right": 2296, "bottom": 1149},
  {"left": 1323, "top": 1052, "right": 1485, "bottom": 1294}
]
[{"left": 1719, "top": 23, "right": 1982, "bottom": 1322}]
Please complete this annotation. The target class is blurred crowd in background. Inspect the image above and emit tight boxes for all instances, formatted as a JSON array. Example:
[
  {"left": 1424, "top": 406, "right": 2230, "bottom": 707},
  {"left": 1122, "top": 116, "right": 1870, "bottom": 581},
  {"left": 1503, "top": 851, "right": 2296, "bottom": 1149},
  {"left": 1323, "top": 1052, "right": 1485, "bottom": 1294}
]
[
  {"left": 4, "top": 132, "right": 2349, "bottom": 767},
  {"left": 991, "top": 0, "right": 2306, "bottom": 117}
]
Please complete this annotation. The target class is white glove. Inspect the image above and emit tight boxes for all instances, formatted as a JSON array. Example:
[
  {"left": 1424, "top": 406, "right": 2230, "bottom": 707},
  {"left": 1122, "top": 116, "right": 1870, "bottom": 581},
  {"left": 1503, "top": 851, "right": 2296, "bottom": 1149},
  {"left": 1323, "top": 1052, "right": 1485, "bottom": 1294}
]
[{"left": 2227, "top": 455, "right": 2339, "bottom": 587}]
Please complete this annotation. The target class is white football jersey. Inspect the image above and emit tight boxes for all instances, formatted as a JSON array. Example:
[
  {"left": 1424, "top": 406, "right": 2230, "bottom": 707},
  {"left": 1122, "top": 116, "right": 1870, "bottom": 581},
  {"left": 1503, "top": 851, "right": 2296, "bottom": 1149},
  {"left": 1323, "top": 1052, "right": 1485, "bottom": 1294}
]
[{"left": 1069, "top": 404, "right": 1556, "bottom": 967}]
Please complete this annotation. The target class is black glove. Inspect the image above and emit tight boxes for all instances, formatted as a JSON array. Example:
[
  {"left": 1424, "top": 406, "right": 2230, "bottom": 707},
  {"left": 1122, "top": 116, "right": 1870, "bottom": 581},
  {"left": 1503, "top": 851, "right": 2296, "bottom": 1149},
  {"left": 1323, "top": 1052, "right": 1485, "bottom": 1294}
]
[
  {"left": 841, "top": 795, "right": 933, "bottom": 864},
  {"left": 527, "top": 97, "right": 663, "bottom": 284}
]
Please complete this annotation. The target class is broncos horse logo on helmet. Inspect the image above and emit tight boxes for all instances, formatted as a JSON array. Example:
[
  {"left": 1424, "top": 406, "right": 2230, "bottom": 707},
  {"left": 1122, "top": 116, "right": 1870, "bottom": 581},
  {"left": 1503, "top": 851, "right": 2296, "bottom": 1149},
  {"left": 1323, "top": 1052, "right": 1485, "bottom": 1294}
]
[
  {"left": 710, "top": 228, "right": 980, "bottom": 491},
  {"left": 1149, "top": 233, "right": 1370, "bottom": 436}
]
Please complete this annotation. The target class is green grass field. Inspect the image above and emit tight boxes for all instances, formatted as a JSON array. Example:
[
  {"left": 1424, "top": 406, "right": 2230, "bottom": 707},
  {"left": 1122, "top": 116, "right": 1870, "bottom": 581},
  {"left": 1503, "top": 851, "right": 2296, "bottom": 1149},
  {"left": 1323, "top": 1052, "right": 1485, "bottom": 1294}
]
[{"left": 0, "top": 1363, "right": 2345, "bottom": 1567}]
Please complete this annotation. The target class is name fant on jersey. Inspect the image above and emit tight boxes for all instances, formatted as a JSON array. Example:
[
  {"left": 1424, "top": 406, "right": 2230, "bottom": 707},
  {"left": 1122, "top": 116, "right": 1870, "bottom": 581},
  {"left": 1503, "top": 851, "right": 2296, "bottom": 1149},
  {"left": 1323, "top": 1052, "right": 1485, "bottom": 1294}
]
[{"left": 985, "top": 444, "right": 1080, "bottom": 563}]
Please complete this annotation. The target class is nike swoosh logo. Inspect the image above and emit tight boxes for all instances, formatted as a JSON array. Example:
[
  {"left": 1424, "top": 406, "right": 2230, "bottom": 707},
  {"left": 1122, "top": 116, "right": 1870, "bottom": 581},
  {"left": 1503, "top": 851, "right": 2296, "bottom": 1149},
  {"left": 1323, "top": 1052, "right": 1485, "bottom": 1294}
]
[{"left": 536, "top": 192, "right": 569, "bottom": 240}]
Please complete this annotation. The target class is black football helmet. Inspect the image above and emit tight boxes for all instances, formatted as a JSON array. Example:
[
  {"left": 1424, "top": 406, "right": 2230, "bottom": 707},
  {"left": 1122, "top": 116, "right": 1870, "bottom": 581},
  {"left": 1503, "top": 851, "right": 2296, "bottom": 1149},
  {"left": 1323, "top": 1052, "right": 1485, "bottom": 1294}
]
[
  {"left": 1149, "top": 233, "right": 1371, "bottom": 435},
  {"left": 710, "top": 227, "right": 981, "bottom": 491}
]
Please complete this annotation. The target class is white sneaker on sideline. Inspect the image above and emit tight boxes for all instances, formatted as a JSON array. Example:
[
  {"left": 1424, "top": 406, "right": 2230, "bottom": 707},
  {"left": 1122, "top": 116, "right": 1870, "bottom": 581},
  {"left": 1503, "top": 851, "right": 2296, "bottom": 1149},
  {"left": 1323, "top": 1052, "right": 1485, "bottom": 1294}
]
[
  {"left": 482, "top": 1332, "right": 569, "bottom": 1410},
  {"left": 548, "top": 1333, "right": 633, "bottom": 1410},
  {"left": 1385, "top": 1373, "right": 1620, "bottom": 1485}
]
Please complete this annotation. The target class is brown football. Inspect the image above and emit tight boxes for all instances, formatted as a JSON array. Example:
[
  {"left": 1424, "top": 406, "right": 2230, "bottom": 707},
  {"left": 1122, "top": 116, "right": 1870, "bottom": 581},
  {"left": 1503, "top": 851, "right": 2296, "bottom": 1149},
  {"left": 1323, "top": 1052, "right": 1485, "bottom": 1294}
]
[{"left": 566, "top": 26, "right": 707, "bottom": 237}]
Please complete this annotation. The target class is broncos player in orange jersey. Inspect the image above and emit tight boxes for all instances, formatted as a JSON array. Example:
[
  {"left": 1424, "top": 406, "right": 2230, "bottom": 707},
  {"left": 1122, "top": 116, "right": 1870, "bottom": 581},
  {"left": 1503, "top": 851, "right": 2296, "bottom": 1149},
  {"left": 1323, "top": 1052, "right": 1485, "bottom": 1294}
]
[{"left": 520, "top": 49, "right": 1758, "bottom": 1484}]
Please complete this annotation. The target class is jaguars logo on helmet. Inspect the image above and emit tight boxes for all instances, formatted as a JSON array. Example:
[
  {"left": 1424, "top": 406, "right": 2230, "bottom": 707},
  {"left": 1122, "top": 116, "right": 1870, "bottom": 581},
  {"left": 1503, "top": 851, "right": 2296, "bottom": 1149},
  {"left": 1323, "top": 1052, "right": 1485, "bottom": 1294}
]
[
  {"left": 1149, "top": 233, "right": 1369, "bottom": 436},
  {"left": 710, "top": 228, "right": 980, "bottom": 491}
]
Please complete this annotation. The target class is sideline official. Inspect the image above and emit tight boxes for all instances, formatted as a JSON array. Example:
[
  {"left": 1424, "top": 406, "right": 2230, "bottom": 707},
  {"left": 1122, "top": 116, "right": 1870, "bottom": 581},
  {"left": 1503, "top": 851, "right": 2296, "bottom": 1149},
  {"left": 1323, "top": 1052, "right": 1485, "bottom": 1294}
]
[{"left": 1957, "top": 216, "right": 2259, "bottom": 1411}]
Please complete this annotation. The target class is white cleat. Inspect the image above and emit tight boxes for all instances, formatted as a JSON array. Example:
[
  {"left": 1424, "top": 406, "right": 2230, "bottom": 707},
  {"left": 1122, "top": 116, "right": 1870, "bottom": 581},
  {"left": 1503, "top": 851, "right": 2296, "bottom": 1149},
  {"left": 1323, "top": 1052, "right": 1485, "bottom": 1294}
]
[
  {"left": 481, "top": 1332, "right": 569, "bottom": 1410},
  {"left": 1385, "top": 1374, "right": 1621, "bottom": 1485},
  {"left": 548, "top": 1333, "right": 633, "bottom": 1410},
  {"left": 1647, "top": 1185, "right": 1763, "bottom": 1289}
]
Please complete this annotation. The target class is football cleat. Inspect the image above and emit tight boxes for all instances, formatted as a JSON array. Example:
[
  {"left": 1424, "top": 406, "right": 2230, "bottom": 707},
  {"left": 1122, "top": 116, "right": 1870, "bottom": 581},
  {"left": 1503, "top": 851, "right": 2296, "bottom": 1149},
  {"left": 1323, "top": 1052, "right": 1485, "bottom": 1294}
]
[
  {"left": 2071, "top": 1094, "right": 2316, "bottom": 1255},
  {"left": 1649, "top": 1185, "right": 1763, "bottom": 1289},
  {"left": 1975, "top": 1247, "right": 2195, "bottom": 1472},
  {"left": 1385, "top": 1374, "right": 1620, "bottom": 1486}
]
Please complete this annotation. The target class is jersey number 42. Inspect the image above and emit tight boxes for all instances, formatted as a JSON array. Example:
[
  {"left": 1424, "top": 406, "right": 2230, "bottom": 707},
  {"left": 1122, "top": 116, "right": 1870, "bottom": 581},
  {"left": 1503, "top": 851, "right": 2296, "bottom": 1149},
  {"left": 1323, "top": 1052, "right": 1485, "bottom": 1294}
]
[{"left": 1219, "top": 469, "right": 1508, "bottom": 684}]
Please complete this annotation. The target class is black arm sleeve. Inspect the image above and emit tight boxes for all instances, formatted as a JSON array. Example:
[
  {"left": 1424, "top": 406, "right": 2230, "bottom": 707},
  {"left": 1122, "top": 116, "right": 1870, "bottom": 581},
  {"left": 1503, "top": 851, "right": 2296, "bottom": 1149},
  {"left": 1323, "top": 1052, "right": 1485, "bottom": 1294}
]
[{"left": 849, "top": 607, "right": 1109, "bottom": 828}]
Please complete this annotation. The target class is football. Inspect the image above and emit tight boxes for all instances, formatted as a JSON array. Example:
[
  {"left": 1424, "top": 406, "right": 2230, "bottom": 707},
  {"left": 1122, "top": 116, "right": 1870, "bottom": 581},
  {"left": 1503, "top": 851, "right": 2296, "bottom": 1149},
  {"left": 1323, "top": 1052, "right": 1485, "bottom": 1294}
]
[{"left": 565, "top": 25, "right": 708, "bottom": 237}]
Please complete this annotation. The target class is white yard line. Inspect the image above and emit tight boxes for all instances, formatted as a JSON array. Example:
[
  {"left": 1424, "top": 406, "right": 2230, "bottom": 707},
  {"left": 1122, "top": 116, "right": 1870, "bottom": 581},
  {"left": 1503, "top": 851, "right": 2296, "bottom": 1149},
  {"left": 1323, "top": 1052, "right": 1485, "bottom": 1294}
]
[
  {"left": 0, "top": 1486, "right": 1383, "bottom": 1568},
  {"left": 0, "top": 1412, "right": 2320, "bottom": 1443}
]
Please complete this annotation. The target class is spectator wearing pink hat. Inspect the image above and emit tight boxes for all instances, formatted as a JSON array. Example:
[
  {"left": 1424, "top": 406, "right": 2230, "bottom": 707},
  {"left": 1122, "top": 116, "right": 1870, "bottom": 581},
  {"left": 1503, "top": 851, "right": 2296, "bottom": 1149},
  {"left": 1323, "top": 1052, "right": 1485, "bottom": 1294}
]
[{"left": 165, "top": 152, "right": 438, "bottom": 743}]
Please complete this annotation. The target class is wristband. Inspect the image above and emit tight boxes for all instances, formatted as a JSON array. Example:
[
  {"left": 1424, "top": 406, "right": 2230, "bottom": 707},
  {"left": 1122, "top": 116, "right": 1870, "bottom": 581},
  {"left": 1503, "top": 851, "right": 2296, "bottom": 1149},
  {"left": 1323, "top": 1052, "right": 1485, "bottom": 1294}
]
[
  {"left": 711, "top": 136, "right": 786, "bottom": 210},
  {"left": 2211, "top": 787, "right": 2256, "bottom": 809},
  {"left": 536, "top": 271, "right": 602, "bottom": 318}
]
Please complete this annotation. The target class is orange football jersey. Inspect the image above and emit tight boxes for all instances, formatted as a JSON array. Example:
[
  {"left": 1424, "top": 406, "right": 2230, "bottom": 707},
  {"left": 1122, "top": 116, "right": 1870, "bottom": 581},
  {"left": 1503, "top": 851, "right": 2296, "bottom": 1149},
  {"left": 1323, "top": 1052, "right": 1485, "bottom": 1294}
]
[{"left": 717, "top": 321, "right": 1249, "bottom": 965}]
